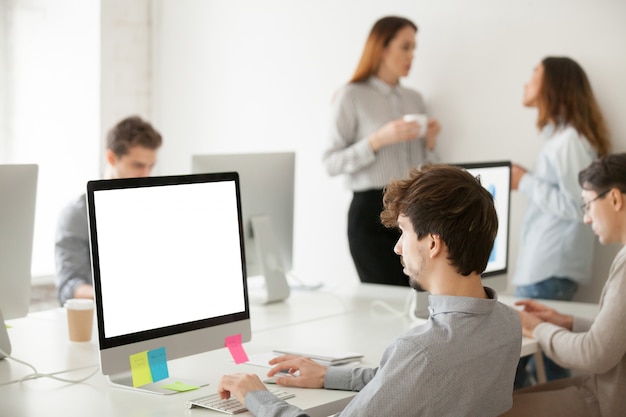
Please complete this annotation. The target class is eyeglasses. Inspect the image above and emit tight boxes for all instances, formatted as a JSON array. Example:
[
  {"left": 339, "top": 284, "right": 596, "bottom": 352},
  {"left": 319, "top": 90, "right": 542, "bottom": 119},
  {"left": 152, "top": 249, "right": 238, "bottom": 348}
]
[{"left": 580, "top": 189, "right": 610, "bottom": 215}]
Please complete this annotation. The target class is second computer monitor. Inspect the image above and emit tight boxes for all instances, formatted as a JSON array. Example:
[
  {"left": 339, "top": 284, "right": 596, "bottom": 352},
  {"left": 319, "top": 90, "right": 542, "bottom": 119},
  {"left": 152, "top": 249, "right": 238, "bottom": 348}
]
[
  {"left": 0, "top": 164, "right": 38, "bottom": 358},
  {"left": 456, "top": 161, "right": 511, "bottom": 278},
  {"left": 0, "top": 164, "right": 38, "bottom": 320},
  {"left": 191, "top": 152, "right": 295, "bottom": 303}
]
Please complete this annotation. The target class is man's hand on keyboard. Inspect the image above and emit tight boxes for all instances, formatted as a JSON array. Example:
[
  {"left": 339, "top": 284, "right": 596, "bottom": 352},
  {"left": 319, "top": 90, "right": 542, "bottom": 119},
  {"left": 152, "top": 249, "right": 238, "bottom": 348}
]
[
  {"left": 218, "top": 373, "right": 268, "bottom": 405},
  {"left": 267, "top": 355, "right": 327, "bottom": 388}
]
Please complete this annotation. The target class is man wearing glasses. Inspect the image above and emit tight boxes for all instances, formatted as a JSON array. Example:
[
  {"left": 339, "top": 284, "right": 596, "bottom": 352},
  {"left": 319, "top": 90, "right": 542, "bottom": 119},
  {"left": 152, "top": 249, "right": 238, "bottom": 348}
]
[{"left": 503, "top": 153, "right": 626, "bottom": 417}]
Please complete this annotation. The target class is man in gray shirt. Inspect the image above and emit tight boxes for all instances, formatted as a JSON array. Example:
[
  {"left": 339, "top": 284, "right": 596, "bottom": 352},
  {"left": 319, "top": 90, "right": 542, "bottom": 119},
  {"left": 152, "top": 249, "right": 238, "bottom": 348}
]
[
  {"left": 55, "top": 116, "right": 163, "bottom": 305},
  {"left": 217, "top": 164, "right": 522, "bottom": 416}
]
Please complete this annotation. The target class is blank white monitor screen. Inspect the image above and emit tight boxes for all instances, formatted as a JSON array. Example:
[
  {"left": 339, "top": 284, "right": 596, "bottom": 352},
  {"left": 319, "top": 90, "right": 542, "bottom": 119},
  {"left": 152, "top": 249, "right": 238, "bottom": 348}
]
[
  {"left": 87, "top": 172, "right": 250, "bottom": 393},
  {"left": 456, "top": 161, "right": 511, "bottom": 277}
]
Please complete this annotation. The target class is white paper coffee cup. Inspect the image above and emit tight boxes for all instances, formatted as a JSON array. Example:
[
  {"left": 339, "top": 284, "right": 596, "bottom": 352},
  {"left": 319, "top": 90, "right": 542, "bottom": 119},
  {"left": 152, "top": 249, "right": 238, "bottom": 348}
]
[{"left": 64, "top": 298, "right": 94, "bottom": 342}]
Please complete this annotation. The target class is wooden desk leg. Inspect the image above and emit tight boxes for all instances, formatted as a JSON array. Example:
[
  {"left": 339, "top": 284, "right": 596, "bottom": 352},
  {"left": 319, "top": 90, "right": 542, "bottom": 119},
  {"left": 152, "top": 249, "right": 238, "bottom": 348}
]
[{"left": 534, "top": 351, "right": 547, "bottom": 384}]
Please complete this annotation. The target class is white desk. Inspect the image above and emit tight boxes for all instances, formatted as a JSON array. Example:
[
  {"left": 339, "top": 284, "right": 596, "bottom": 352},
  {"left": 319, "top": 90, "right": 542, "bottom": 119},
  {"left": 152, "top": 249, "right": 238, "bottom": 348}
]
[
  {"left": 0, "top": 283, "right": 600, "bottom": 417},
  {"left": 0, "top": 286, "right": 353, "bottom": 386}
]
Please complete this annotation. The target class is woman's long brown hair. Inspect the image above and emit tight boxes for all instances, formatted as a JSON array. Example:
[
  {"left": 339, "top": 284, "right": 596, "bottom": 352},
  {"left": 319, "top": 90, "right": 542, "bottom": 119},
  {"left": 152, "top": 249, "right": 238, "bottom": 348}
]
[{"left": 538, "top": 57, "right": 611, "bottom": 156}]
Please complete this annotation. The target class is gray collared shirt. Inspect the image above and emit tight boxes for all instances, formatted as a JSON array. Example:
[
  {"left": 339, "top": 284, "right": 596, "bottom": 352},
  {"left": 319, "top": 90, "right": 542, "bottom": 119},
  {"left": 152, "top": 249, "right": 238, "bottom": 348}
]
[
  {"left": 55, "top": 194, "right": 91, "bottom": 305},
  {"left": 323, "top": 77, "right": 438, "bottom": 191}
]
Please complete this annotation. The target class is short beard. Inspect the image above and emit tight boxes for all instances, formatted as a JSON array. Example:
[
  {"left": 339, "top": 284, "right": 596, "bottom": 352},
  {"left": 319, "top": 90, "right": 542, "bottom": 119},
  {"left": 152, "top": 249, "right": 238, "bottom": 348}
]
[{"left": 409, "top": 277, "right": 426, "bottom": 292}]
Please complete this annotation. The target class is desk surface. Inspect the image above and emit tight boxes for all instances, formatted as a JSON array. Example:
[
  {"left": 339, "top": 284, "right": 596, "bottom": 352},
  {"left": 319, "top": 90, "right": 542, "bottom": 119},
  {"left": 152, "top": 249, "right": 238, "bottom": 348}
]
[{"left": 1, "top": 283, "right": 600, "bottom": 417}]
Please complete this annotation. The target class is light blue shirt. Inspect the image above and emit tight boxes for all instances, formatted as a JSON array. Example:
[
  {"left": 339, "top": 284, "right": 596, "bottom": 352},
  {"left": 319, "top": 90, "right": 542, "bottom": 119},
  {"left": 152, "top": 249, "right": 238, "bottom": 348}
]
[{"left": 512, "top": 123, "right": 597, "bottom": 286}]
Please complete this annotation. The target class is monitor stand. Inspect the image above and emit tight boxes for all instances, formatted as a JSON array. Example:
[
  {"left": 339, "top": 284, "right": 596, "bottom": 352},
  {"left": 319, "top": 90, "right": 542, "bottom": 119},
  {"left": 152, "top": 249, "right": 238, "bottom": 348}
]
[
  {"left": 108, "top": 372, "right": 210, "bottom": 395},
  {"left": 251, "top": 216, "right": 290, "bottom": 304},
  {"left": 408, "top": 291, "right": 431, "bottom": 320},
  {"left": 0, "top": 307, "right": 11, "bottom": 359}
]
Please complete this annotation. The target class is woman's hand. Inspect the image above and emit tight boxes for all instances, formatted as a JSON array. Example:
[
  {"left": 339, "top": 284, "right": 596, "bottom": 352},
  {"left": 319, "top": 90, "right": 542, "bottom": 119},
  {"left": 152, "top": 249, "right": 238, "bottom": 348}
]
[
  {"left": 369, "top": 118, "right": 421, "bottom": 152},
  {"left": 515, "top": 299, "right": 574, "bottom": 330},
  {"left": 424, "top": 118, "right": 441, "bottom": 150},
  {"left": 511, "top": 164, "right": 528, "bottom": 190}
]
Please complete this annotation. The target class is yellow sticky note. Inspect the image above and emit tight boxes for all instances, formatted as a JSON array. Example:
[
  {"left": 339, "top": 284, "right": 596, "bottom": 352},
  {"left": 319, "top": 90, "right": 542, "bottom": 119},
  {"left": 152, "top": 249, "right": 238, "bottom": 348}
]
[
  {"left": 129, "top": 351, "right": 153, "bottom": 387},
  {"left": 162, "top": 381, "right": 199, "bottom": 392}
]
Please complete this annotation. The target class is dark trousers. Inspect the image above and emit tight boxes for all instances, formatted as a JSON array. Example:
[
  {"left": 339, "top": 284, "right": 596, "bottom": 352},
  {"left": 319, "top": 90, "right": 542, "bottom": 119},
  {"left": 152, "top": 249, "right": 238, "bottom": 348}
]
[{"left": 347, "top": 189, "right": 408, "bottom": 287}]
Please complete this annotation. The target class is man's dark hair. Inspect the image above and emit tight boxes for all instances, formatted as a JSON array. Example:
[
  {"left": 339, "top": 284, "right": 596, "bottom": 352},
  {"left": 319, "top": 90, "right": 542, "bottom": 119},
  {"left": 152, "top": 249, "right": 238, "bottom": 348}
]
[
  {"left": 578, "top": 153, "right": 626, "bottom": 194},
  {"left": 106, "top": 116, "right": 163, "bottom": 157},
  {"left": 381, "top": 164, "right": 498, "bottom": 276}
]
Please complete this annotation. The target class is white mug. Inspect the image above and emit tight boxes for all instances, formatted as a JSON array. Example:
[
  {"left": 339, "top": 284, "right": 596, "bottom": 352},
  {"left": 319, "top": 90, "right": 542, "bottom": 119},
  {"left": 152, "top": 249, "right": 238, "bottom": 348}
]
[{"left": 403, "top": 114, "right": 428, "bottom": 138}]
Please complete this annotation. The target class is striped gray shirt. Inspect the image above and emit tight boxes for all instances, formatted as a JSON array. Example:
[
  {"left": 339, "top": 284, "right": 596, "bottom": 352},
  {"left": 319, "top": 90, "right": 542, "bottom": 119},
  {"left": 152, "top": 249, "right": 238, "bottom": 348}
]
[{"left": 323, "top": 77, "right": 438, "bottom": 191}]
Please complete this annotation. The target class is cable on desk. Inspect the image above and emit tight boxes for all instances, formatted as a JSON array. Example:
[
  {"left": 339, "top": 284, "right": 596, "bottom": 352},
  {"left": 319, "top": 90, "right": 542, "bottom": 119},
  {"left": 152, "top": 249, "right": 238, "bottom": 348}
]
[
  {"left": 0, "top": 347, "right": 100, "bottom": 386},
  {"left": 278, "top": 267, "right": 324, "bottom": 291},
  {"left": 369, "top": 290, "right": 415, "bottom": 318},
  {"left": 369, "top": 291, "right": 432, "bottom": 322}
]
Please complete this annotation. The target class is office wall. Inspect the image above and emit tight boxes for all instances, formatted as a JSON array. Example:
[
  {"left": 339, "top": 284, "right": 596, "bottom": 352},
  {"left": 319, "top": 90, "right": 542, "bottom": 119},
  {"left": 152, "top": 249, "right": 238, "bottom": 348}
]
[
  {"left": 150, "top": 0, "right": 626, "bottom": 302},
  {"left": 101, "top": 0, "right": 153, "bottom": 171}
]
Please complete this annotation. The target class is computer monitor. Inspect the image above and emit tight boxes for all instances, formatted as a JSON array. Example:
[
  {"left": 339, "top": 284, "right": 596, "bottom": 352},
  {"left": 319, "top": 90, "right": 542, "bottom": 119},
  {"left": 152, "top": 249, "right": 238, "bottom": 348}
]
[
  {"left": 0, "top": 164, "right": 38, "bottom": 359},
  {"left": 456, "top": 161, "right": 511, "bottom": 278},
  {"left": 191, "top": 152, "right": 295, "bottom": 304},
  {"left": 86, "top": 172, "right": 251, "bottom": 394},
  {"left": 410, "top": 161, "right": 511, "bottom": 319}
]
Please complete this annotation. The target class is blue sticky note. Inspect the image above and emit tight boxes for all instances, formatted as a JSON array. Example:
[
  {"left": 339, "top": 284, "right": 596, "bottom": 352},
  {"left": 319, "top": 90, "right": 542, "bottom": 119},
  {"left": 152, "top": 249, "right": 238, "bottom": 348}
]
[{"left": 147, "top": 347, "right": 169, "bottom": 382}]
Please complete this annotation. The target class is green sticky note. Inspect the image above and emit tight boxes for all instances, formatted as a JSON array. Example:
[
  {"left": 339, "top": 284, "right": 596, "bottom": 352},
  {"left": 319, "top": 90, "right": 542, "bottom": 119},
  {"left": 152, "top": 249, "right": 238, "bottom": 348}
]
[
  {"left": 161, "top": 381, "right": 199, "bottom": 392},
  {"left": 129, "top": 351, "right": 153, "bottom": 387},
  {"left": 5, "top": 324, "right": 10, "bottom": 329}
]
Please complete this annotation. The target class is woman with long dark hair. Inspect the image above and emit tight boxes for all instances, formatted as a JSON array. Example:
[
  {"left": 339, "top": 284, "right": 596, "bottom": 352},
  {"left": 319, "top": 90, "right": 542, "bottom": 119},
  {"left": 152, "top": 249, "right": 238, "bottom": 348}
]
[{"left": 511, "top": 56, "right": 611, "bottom": 386}]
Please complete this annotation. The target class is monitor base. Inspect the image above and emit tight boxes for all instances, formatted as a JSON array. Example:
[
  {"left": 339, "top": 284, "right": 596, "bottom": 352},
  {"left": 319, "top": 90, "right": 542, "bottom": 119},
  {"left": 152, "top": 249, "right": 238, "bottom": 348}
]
[
  {"left": 108, "top": 373, "right": 210, "bottom": 395},
  {"left": 251, "top": 216, "right": 290, "bottom": 304},
  {"left": 408, "top": 291, "right": 431, "bottom": 321},
  {"left": 0, "top": 307, "right": 11, "bottom": 360}
]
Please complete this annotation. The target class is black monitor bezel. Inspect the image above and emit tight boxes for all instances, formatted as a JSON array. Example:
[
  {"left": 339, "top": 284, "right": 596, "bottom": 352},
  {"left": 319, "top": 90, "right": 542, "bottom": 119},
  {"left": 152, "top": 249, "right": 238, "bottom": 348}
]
[
  {"left": 86, "top": 172, "right": 250, "bottom": 350},
  {"left": 453, "top": 160, "right": 512, "bottom": 278}
]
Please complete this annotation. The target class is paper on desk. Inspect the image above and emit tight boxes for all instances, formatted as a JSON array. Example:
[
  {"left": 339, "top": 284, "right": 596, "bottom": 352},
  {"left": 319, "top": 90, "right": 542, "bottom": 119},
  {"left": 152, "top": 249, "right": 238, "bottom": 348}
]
[
  {"left": 272, "top": 347, "right": 364, "bottom": 365},
  {"left": 244, "top": 351, "right": 362, "bottom": 368},
  {"left": 245, "top": 351, "right": 280, "bottom": 368}
]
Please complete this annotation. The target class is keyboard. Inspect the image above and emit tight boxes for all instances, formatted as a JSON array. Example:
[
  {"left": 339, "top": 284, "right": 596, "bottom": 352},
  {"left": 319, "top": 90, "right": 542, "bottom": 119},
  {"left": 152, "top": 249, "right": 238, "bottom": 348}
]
[{"left": 186, "top": 388, "right": 295, "bottom": 414}]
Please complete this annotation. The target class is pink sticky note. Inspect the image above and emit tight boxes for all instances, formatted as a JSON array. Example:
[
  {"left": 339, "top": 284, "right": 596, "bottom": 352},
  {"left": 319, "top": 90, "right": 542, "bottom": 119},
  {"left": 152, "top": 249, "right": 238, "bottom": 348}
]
[{"left": 225, "top": 334, "right": 249, "bottom": 364}]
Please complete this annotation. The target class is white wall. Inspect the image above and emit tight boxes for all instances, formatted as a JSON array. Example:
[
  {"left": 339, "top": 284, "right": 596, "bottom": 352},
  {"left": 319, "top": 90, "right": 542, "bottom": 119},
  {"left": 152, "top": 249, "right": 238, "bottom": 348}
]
[
  {"left": 150, "top": 0, "right": 626, "bottom": 302},
  {"left": 101, "top": 0, "right": 153, "bottom": 170}
]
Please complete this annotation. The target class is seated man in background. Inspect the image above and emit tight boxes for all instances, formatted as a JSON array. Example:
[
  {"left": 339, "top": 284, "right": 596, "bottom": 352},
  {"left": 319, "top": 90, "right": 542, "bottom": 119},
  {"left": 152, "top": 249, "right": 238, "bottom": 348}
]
[
  {"left": 502, "top": 153, "right": 626, "bottom": 417},
  {"left": 217, "top": 164, "right": 522, "bottom": 417},
  {"left": 55, "top": 115, "right": 163, "bottom": 305}
]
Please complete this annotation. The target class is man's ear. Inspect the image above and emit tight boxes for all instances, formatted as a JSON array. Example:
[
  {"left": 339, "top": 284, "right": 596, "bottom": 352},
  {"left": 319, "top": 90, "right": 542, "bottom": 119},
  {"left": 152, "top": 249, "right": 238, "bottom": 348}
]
[
  {"left": 105, "top": 149, "right": 117, "bottom": 167},
  {"left": 429, "top": 234, "right": 442, "bottom": 258},
  {"left": 612, "top": 188, "right": 624, "bottom": 211}
]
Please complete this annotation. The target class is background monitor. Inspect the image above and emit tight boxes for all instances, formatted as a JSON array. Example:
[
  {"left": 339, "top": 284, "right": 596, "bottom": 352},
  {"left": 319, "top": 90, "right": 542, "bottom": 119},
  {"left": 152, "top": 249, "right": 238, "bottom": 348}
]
[
  {"left": 87, "top": 172, "right": 251, "bottom": 394},
  {"left": 0, "top": 164, "right": 38, "bottom": 358},
  {"left": 456, "top": 160, "right": 511, "bottom": 278},
  {"left": 411, "top": 161, "right": 511, "bottom": 319},
  {"left": 192, "top": 152, "right": 295, "bottom": 304}
]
